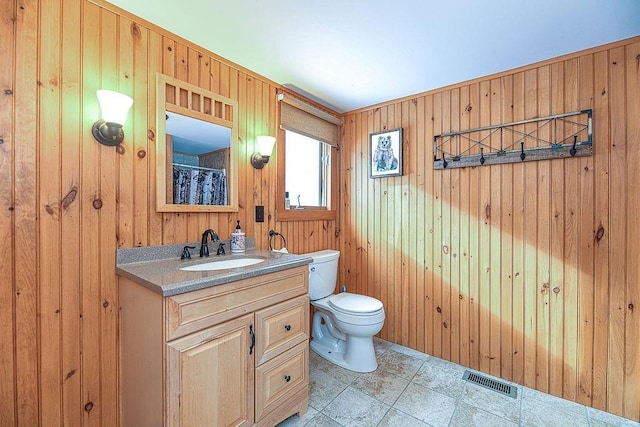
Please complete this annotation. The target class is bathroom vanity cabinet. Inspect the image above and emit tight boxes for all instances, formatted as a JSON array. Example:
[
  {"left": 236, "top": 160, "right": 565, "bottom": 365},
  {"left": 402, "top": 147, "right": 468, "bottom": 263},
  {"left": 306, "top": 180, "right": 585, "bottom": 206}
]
[{"left": 119, "top": 264, "right": 310, "bottom": 426}]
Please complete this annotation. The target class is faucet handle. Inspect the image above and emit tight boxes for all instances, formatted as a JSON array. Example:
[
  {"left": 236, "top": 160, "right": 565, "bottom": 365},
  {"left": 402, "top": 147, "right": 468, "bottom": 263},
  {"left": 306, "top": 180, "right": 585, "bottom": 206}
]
[
  {"left": 216, "top": 242, "right": 226, "bottom": 256},
  {"left": 181, "top": 245, "right": 196, "bottom": 260}
]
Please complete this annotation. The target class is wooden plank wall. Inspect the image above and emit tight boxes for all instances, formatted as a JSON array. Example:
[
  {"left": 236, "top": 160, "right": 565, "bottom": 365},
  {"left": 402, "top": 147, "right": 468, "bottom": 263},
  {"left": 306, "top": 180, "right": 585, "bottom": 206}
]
[
  {"left": 340, "top": 37, "right": 640, "bottom": 421},
  {"left": 2, "top": 0, "right": 336, "bottom": 425}
]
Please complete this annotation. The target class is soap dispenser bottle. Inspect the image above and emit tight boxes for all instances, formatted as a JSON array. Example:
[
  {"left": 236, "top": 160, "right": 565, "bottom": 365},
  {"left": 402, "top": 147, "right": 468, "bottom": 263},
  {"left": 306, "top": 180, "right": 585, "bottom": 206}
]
[{"left": 230, "top": 220, "right": 245, "bottom": 253}]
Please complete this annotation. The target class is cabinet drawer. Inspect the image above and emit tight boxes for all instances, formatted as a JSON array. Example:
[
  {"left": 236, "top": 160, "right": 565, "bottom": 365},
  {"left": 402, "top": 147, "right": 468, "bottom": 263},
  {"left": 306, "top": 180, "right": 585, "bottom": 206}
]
[
  {"left": 166, "top": 266, "right": 308, "bottom": 340},
  {"left": 255, "top": 342, "right": 308, "bottom": 422},
  {"left": 255, "top": 295, "right": 309, "bottom": 365}
]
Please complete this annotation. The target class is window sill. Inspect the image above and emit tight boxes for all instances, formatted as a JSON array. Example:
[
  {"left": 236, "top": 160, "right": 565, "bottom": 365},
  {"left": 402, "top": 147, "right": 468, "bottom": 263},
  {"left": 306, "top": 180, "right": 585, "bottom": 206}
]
[{"left": 276, "top": 208, "right": 336, "bottom": 222}]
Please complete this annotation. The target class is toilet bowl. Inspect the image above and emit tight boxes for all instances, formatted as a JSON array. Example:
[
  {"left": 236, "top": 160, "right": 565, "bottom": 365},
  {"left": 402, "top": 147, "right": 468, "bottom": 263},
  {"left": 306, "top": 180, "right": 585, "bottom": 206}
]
[{"left": 302, "top": 250, "right": 385, "bottom": 372}]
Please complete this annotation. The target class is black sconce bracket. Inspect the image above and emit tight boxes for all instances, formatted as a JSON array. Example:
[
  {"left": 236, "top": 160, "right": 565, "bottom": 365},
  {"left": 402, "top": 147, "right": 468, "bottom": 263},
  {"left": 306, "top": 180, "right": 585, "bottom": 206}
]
[
  {"left": 251, "top": 153, "right": 270, "bottom": 169},
  {"left": 92, "top": 120, "right": 124, "bottom": 146}
]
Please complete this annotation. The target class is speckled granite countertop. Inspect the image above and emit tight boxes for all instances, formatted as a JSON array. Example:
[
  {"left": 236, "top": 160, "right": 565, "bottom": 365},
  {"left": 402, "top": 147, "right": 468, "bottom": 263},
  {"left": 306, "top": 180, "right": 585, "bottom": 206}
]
[{"left": 116, "top": 241, "right": 312, "bottom": 296}]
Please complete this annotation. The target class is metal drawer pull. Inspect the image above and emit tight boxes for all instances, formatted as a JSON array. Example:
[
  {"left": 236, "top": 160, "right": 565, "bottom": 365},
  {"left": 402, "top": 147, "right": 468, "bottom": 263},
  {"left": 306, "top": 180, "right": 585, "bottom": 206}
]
[
  {"left": 284, "top": 324, "right": 292, "bottom": 331},
  {"left": 284, "top": 375, "right": 291, "bottom": 382}
]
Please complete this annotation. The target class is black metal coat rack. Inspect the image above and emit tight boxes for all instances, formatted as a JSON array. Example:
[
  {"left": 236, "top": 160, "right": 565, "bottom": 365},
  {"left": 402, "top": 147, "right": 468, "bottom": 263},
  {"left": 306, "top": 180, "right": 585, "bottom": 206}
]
[{"left": 433, "top": 109, "right": 592, "bottom": 170}]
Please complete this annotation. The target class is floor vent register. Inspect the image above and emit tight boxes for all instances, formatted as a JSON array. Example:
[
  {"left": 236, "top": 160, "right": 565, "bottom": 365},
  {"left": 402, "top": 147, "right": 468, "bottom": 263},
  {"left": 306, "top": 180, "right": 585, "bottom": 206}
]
[{"left": 462, "top": 370, "right": 518, "bottom": 399}]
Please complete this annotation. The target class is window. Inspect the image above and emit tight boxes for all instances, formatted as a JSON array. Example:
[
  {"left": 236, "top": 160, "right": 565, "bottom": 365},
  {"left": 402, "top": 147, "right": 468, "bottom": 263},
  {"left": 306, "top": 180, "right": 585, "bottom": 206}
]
[
  {"left": 284, "top": 130, "right": 330, "bottom": 208},
  {"left": 276, "top": 92, "right": 341, "bottom": 221}
]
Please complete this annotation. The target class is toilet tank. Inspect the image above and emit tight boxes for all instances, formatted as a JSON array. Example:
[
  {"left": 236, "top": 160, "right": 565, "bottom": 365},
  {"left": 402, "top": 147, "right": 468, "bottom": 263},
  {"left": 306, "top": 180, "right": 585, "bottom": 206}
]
[{"left": 301, "top": 249, "right": 340, "bottom": 301}]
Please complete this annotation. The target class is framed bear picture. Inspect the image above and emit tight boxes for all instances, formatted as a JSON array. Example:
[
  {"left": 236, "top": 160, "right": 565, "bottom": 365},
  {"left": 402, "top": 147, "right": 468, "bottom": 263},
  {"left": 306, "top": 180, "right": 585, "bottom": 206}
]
[{"left": 369, "top": 128, "right": 402, "bottom": 178}]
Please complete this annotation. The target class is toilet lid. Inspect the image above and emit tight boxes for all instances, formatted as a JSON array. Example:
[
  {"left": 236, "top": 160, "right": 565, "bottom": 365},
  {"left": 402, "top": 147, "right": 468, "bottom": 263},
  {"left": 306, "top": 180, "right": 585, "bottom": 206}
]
[{"left": 328, "top": 293, "right": 383, "bottom": 315}]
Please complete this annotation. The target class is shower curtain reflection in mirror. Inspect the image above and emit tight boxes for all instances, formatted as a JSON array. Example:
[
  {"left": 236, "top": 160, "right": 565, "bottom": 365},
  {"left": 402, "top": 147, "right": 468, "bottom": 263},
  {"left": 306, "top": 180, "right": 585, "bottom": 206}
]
[
  {"left": 166, "top": 110, "right": 231, "bottom": 206},
  {"left": 172, "top": 164, "right": 227, "bottom": 205}
]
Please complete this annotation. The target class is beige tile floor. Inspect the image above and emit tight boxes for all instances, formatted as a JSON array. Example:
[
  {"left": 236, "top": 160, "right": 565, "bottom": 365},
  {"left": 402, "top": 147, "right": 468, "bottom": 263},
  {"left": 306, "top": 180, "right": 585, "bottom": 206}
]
[{"left": 279, "top": 338, "right": 640, "bottom": 427}]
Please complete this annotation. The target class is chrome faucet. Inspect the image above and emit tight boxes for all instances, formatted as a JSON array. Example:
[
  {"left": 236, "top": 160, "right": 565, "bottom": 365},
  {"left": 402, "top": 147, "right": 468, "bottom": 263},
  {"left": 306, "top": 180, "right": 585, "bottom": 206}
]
[{"left": 199, "top": 229, "right": 219, "bottom": 257}]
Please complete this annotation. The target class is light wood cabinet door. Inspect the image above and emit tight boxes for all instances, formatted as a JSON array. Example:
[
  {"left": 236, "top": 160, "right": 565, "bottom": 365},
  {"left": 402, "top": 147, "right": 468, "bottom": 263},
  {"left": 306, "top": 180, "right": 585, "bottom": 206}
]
[{"left": 166, "top": 314, "right": 255, "bottom": 427}]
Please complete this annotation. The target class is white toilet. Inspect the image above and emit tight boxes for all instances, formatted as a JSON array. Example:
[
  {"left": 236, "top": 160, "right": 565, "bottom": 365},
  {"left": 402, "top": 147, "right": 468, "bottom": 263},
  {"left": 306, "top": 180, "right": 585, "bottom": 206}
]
[{"left": 302, "top": 249, "right": 385, "bottom": 373}]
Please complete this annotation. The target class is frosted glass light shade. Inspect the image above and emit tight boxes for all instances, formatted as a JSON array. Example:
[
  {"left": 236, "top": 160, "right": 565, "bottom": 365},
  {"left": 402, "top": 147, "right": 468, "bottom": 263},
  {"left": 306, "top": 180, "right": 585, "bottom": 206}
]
[
  {"left": 251, "top": 135, "right": 277, "bottom": 169},
  {"left": 256, "top": 135, "right": 276, "bottom": 156},
  {"left": 97, "top": 90, "right": 133, "bottom": 125}
]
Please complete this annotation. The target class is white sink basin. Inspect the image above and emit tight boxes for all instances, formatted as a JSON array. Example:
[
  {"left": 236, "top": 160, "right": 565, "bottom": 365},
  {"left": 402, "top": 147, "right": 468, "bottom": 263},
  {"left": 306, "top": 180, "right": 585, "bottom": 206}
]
[{"left": 180, "top": 257, "right": 266, "bottom": 272}]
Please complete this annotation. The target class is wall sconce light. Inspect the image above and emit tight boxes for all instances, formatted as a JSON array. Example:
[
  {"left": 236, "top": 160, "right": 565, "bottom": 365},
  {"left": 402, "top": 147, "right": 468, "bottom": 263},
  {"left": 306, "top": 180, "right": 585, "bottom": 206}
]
[
  {"left": 251, "top": 135, "right": 276, "bottom": 169},
  {"left": 92, "top": 90, "right": 133, "bottom": 146}
]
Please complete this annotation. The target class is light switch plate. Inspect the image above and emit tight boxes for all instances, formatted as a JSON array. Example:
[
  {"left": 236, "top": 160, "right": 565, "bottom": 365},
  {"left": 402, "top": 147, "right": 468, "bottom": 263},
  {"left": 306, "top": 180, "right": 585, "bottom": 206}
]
[{"left": 255, "top": 205, "right": 264, "bottom": 222}]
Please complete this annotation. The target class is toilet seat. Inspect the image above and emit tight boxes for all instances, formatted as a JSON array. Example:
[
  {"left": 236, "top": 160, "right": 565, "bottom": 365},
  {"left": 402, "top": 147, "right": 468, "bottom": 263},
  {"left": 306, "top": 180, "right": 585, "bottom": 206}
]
[
  {"left": 312, "top": 293, "right": 385, "bottom": 327},
  {"left": 328, "top": 293, "right": 383, "bottom": 315}
]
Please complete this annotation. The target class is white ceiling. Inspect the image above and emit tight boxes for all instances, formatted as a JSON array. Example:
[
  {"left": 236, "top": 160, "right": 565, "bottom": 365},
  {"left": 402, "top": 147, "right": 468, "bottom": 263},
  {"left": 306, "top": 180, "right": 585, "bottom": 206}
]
[{"left": 106, "top": 0, "right": 640, "bottom": 113}]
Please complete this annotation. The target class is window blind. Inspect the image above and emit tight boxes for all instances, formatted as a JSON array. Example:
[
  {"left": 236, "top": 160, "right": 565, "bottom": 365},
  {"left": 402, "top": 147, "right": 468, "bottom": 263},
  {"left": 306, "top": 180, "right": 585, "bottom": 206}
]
[{"left": 278, "top": 92, "right": 342, "bottom": 147}]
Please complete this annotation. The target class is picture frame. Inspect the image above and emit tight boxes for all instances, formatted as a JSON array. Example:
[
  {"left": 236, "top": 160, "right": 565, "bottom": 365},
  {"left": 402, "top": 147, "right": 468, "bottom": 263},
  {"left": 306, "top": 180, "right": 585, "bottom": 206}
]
[{"left": 369, "top": 128, "right": 402, "bottom": 178}]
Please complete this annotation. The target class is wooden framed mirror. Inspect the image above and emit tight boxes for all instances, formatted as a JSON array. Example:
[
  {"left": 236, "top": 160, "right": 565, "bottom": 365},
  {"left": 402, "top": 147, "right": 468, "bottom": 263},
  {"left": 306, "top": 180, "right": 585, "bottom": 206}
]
[{"left": 156, "top": 73, "right": 239, "bottom": 212}]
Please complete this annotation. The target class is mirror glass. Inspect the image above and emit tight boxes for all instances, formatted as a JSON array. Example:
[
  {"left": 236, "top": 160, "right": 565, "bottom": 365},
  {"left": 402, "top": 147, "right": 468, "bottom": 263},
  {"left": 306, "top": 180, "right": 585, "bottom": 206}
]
[
  {"left": 155, "top": 72, "right": 238, "bottom": 212},
  {"left": 166, "top": 112, "right": 231, "bottom": 206}
]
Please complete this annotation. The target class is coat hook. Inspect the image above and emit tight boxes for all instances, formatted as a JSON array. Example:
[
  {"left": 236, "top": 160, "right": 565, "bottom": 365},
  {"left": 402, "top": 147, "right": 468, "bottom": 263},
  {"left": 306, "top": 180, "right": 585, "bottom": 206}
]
[
  {"left": 570, "top": 135, "right": 577, "bottom": 157},
  {"left": 520, "top": 141, "right": 526, "bottom": 161},
  {"left": 442, "top": 156, "right": 448, "bottom": 168},
  {"left": 480, "top": 147, "right": 485, "bottom": 165}
]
